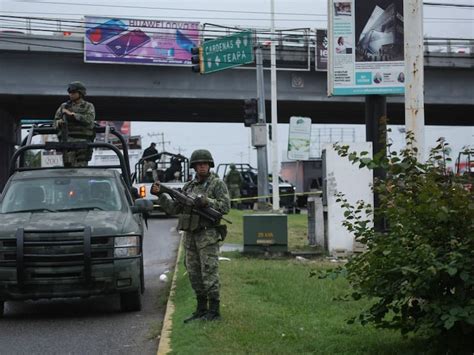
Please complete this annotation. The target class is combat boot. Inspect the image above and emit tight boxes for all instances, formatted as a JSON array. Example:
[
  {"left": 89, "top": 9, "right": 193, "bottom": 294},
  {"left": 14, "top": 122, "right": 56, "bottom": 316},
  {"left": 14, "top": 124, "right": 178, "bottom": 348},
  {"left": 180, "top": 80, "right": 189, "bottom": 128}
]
[
  {"left": 204, "top": 298, "right": 221, "bottom": 321},
  {"left": 183, "top": 296, "right": 208, "bottom": 323}
]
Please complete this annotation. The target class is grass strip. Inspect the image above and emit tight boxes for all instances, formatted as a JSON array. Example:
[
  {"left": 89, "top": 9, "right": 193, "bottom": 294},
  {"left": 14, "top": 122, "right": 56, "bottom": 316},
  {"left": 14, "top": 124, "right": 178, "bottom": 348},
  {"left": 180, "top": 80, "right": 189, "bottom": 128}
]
[{"left": 167, "top": 210, "right": 425, "bottom": 354}]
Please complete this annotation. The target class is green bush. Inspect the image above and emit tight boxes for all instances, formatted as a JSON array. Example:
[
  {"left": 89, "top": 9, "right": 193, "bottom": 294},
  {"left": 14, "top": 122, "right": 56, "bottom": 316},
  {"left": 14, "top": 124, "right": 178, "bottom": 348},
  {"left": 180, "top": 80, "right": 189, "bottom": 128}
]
[{"left": 333, "top": 135, "right": 474, "bottom": 352}]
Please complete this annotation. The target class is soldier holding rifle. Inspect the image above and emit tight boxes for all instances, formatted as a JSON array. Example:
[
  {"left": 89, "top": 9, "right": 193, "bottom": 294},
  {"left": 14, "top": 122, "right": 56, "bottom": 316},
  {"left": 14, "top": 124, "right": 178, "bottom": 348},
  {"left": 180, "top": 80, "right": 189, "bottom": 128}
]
[
  {"left": 54, "top": 81, "right": 95, "bottom": 167},
  {"left": 151, "top": 149, "right": 230, "bottom": 322}
]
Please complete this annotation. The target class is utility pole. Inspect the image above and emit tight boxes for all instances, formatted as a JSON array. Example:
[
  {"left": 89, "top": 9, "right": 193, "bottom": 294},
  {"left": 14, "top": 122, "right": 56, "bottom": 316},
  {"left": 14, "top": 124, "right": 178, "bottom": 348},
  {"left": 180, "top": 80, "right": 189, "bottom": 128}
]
[
  {"left": 404, "top": 0, "right": 425, "bottom": 161},
  {"left": 147, "top": 132, "right": 170, "bottom": 152},
  {"left": 270, "top": 0, "right": 280, "bottom": 211},
  {"left": 174, "top": 146, "right": 186, "bottom": 155},
  {"left": 255, "top": 45, "right": 270, "bottom": 209}
]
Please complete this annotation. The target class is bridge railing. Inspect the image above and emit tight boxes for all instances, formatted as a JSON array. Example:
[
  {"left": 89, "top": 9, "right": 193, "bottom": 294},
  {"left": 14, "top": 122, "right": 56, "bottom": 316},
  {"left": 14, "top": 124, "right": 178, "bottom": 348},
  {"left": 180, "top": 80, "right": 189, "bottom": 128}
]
[
  {"left": 424, "top": 37, "right": 473, "bottom": 56},
  {"left": 0, "top": 16, "right": 472, "bottom": 66}
]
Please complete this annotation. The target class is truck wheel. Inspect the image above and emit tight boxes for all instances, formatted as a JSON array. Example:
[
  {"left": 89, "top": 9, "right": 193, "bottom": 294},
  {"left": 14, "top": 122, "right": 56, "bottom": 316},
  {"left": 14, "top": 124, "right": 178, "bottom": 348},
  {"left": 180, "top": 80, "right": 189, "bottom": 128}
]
[
  {"left": 120, "top": 290, "right": 142, "bottom": 312},
  {"left": 0, "top": 301, "right": 4, "bottom": 317}
]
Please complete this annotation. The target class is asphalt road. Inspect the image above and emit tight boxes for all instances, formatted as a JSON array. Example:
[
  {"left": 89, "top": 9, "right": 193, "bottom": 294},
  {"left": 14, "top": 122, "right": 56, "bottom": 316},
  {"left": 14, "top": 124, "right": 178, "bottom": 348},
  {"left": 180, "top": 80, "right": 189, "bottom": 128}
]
[{"left": 0, "top": 217, "right": 180, "bottom": 355}]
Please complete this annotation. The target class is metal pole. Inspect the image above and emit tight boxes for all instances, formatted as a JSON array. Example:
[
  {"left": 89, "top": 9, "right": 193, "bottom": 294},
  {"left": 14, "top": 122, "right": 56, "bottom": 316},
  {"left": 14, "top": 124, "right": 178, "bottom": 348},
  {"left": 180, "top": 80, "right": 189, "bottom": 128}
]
[
  {"left": 365, "top": 95, "right": 387, "bottom": 233},
  {"left": 270, "top": 0, "right": 280, "bottom": 211},
  {"left": 404, "top": 0, "right": 425, "bottom": 161},
  {"left": 256, "top": 46, "right": 269, "bottom": 208}
]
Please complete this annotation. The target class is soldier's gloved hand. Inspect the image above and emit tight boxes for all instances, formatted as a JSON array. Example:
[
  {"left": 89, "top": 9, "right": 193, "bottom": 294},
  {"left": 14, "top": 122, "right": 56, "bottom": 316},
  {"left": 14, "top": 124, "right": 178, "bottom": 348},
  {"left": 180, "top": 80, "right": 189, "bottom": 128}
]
[
  {"left": 194, "top": 194, "right": 209, "bottom": 208},
  {"left": 150, "top": 181, "right": 162, "bottom": 196},
  {"left": 56, "top": 119, "right": 64, "bottom": 128},
  {"left": 63, "top": 108, "right": 74, "bottom": 116}
]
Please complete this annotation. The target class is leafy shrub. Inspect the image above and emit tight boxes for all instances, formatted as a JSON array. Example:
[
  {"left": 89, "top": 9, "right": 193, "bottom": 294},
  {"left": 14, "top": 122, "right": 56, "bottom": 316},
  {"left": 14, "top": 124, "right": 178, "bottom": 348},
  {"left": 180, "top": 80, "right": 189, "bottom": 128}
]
[{"left": 333, "top": 135, "right": 474, "bottom": 352}]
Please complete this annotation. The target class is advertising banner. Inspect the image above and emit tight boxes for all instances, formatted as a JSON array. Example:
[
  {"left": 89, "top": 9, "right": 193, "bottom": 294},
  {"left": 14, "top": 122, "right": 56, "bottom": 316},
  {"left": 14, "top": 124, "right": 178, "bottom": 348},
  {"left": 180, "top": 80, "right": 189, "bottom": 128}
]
[
  {"left": 328, "top": 0, "right": 405, "bottom": 95},
  {"left": 84, "top": 17, "right": 200, "bottom": 66},
  {"left": 315, "top": 29, "right": 328, "bottom": 71},
  {"left": 287, "top": 116, "right": 312, "bottom": 161}
]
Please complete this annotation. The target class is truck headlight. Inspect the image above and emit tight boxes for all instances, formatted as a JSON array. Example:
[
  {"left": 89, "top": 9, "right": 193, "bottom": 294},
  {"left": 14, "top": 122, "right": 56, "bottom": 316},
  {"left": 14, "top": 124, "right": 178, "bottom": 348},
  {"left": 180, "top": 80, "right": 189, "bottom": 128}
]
[{"left": 114, "top": 236, "right": 140, "bottom": 257}]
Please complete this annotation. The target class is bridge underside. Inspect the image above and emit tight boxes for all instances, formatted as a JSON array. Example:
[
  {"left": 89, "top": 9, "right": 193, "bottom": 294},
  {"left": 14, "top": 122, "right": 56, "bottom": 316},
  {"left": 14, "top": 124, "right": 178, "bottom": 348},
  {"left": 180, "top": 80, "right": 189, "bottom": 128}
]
[{"left": 1, "top": 95, "right": 471, "bottom": 126}]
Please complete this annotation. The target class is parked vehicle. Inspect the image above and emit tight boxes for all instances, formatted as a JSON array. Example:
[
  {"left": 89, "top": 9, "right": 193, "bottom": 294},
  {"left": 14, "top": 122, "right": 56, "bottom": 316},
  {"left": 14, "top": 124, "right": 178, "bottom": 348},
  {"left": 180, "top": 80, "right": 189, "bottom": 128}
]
[
  {"left": 216, "top": 163, "right": 296, "bottom": 209},
  {"left": 455, "top": 149, "right": 473, "bottom": 192},
  {"left": 131, "top": 151, "right": 190, "bottom": 215},
  {"left": 0, "top": 124, "right": 152, "bottom": 316}
]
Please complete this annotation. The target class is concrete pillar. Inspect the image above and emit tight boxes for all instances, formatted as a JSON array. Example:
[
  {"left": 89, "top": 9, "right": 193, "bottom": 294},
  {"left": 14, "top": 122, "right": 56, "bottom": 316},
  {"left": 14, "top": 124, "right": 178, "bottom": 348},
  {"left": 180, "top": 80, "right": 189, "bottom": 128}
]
[
  {"left": 0, "top": 109, "right": 20, "bottom": 192},
  {"left": 307, "top": 195, "right": 325, "bottom": 250}
]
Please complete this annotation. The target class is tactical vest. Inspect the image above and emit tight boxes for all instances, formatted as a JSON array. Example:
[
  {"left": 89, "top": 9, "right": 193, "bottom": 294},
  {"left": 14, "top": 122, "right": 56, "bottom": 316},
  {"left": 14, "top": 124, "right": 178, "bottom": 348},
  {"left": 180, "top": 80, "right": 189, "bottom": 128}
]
[
  {"left": 177, "top": 175, "right": 219, "bottom": 232},
  {"left": 59, "top": 100, "right": 95, "bottom": 139}
]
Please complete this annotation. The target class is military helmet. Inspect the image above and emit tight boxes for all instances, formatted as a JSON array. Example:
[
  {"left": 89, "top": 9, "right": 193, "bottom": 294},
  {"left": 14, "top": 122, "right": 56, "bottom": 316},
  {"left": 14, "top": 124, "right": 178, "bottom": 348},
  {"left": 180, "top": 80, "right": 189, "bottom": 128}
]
[
  {"left": 229, "top": 163, "right": 236, "bottom": 170},
  {"left": 67, "top": 81, "right": 87, "bottom": 96},
  {"left": 190, "top": 149, "right": 214, "bottom": 168}
]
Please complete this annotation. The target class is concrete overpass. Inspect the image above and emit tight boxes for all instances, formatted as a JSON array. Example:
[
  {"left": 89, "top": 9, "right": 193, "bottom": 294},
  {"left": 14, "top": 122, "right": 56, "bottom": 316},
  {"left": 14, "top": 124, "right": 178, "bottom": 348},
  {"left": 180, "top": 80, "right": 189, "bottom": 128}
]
[{"left": 0, "top": 33, "right": 473, "bottom": 187}]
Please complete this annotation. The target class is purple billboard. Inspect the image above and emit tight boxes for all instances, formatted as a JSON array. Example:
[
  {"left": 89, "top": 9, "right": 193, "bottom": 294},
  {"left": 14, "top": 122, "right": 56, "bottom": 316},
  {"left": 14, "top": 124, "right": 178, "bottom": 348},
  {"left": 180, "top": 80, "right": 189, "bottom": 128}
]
[{"left": 84, "top": 17, "right": 200, "bottom": 66}]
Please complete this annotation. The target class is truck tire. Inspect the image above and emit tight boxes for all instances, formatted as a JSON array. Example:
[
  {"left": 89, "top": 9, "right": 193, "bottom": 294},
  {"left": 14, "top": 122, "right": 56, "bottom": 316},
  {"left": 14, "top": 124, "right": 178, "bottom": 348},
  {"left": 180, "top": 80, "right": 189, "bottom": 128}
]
[
  {"left": 0, "top": 301, "right": 4, "bottom": 317},
  {"left": 120, "top": 290, "right": 142, "bottom": 312}
]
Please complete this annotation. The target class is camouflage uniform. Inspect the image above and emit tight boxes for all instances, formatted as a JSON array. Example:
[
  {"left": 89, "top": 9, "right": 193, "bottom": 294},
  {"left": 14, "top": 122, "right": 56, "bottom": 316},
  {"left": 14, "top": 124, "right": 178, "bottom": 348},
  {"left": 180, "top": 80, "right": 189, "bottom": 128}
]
[
  {"left": 157, "top": 149, "right": 230, "bottom": 322},
  {"left": 158, "top": 173, "right": 230, "bottom": 301},
  {"left": 54, "top": 82, "right": 95, "bottom": 167},
  {"left": 225, "top": 165, "right": 242, "bottom": 208}
]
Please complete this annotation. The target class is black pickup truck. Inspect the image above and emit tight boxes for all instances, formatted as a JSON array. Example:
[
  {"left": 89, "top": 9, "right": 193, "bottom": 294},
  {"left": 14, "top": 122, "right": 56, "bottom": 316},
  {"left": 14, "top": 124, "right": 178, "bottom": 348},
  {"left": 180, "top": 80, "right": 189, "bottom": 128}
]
[{"left": 216, "top": 163, "right": 296, "bottom": 209}]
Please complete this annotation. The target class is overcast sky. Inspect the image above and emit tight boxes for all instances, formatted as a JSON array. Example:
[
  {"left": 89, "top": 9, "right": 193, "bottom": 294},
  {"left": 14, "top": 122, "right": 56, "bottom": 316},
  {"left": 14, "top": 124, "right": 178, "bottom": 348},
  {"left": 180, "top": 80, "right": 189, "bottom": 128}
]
[{"left": 2, "top": 0, "right": 473, "bottom": 167}]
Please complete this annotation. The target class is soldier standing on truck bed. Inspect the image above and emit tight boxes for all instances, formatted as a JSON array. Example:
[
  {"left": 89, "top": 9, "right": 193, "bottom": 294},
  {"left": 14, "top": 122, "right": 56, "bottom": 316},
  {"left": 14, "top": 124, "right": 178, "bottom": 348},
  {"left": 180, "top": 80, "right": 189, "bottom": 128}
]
[
  {"left": 142, "top": 142, "right": 158, "bottom": 182},
  {"left": 150, "top": 149, "right": 230, "bottom": 322},
  {"left": 54, "top": 81, "right": 95, "bottom": 168},
  {"left": 224, "top": 163, "right": 243, "bottom": 209}
]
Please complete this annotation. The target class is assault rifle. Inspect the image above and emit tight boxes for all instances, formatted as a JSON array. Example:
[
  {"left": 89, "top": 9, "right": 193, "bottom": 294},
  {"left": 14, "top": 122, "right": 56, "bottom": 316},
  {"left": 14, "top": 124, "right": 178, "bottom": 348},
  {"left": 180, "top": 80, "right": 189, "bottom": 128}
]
[
  {"left": 159, "top": 183, "right": 232, "bottom": 225},
  {"left": 59, "top": 101, "right": 72, "bottom": 142}
]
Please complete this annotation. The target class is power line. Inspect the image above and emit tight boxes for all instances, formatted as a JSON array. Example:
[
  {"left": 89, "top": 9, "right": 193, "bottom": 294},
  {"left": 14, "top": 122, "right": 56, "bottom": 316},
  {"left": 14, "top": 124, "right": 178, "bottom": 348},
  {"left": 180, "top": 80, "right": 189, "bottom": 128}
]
[
  {"left": 0, "top": 16, "right": 318, "bottom": 36},
  {"left": 424, "top": 2, "right": 474, "bottom": 8},
  {"left": 0, "top": 9, "right": 472, "bottom": 25},
  {"left": 12, "top": 0, "right": 330, "bottom": 17},
  {"left": 14, "top": 0, "right": 474, "bottom": 13},
  {"left": 0, "top": 37, "right": 317, "bottom": 65},
  {"left": 1, "top": 15, "right": 471, "bottom": 41}
]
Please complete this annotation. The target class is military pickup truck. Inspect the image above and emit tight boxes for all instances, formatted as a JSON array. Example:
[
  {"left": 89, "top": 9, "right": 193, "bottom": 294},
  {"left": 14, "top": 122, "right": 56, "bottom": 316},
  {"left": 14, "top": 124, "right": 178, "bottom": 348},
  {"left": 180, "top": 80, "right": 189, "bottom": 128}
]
[
  {"left": 0, "top": 125, "right": 152, "bottom": 316},
  {"left": 131, "top": 151, "right": 190, "bottom": 215}
]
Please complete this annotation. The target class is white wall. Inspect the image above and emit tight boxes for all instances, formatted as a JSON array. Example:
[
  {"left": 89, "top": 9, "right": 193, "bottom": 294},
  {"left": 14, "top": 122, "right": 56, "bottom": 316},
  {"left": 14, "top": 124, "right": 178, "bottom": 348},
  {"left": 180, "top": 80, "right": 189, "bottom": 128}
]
[{"left": 325, "top": 142, "right": 373, "bottom": 253}]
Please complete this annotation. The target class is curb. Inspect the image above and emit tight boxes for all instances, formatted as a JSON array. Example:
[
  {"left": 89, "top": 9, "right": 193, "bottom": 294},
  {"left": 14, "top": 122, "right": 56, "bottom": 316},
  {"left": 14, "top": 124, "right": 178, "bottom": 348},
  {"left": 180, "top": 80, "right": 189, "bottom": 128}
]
[{"left": 157, "top": 237, "right": 183, "bottom": 355}]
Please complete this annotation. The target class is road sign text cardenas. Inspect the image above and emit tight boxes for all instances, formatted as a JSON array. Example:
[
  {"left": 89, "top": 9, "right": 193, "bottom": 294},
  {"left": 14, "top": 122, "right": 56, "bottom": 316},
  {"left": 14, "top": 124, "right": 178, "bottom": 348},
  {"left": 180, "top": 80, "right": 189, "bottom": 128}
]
[{"left": 205, "top": 40, "right": 235, "bottom": 54}]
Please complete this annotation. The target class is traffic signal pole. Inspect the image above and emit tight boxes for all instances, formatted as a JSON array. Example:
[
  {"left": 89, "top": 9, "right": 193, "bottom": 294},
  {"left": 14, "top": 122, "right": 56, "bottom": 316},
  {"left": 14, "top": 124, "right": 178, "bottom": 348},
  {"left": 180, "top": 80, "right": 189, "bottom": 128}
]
[{"left": 255, "top": 46, "right": 270, "bottom": 208}]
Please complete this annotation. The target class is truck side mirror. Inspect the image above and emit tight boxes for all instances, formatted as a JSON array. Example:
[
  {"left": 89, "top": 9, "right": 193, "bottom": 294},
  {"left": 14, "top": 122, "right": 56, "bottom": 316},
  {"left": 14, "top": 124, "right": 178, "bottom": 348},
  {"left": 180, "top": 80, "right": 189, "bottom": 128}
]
[
  {"left": 131, "top": 198, "right": 153, "bottom": 214},
  {"left": 131, "top": 187, "right": 140, "bottom": 200}
]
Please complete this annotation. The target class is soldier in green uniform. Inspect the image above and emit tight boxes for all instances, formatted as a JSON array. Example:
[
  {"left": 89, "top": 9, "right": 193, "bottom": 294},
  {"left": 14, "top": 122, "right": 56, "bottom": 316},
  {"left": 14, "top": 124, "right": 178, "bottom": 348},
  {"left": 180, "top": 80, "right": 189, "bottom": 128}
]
[
  {"left": 225, "top": 163, "right": 243, "bottom": 209},
  {"left": 54, "top": 81, "right": 95, "bottom": 167},
  {"left": 151, "top": 149, "right": 230, "bottom": 322}
]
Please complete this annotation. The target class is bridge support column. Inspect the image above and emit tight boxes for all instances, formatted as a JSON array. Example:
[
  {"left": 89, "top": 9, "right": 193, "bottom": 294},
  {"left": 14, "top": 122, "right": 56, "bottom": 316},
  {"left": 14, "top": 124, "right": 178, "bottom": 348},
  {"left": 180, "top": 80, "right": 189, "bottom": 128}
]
[{"left": 0, "top": 109, "right": 20, "bottom": 192}]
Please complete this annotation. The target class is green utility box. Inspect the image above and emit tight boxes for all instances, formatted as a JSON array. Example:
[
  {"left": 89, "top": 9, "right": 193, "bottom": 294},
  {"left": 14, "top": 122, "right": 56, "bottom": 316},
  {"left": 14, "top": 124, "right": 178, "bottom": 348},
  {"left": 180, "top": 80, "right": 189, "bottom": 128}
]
[{"left": 243, "top": 214, "right": 288, "bottom": 253}]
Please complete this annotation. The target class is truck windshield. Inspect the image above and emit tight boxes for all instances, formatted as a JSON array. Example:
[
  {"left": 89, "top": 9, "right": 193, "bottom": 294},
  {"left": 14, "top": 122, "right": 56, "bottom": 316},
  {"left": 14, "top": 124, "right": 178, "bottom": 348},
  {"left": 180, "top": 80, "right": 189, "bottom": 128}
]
[{"left": 1, "top": 176, "right": 123, "bottom": 213}]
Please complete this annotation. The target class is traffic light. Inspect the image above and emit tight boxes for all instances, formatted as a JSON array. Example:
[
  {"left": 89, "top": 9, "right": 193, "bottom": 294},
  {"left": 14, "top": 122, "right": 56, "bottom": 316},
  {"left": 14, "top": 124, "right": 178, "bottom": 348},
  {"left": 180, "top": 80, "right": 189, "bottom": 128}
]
[
  {"left": 243, "top": 98, "right": 258, "bottom": 127},
  {"left": 191, "top": 46, "right": 202, "bottom": 73}
]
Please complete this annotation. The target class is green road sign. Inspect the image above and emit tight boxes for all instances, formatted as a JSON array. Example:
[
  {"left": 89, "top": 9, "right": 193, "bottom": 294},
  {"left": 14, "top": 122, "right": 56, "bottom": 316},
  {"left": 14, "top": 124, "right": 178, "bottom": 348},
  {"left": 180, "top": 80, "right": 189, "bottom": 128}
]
[{"left": 201, "top": 31, "right": 254, "bottom": 74}]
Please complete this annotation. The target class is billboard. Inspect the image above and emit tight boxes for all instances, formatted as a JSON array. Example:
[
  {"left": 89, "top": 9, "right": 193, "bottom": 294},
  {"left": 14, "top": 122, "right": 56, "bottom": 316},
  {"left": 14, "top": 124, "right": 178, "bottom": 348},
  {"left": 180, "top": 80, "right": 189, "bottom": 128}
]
[
  {"left": 315, "top": 29, "right": 328, "bottom": 71},
  {"left": 84, "top": 17, "right": 200, "bottom": 66},
  {"left": 328, "top": 0, "right": 405, "bottom": 95},
  {"left": 97, "top": 121, "right": 131, "bottom": 138},
  {"left": 287, "top": 117, "right": 312, "bottom": 161}
]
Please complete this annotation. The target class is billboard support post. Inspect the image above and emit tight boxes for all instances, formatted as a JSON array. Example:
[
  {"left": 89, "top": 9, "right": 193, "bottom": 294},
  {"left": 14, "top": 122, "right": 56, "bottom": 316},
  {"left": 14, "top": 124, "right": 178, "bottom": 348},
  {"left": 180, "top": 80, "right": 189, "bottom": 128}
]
[{"left": 404, "top": 0, "right": 425, "bottom": 161}]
